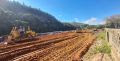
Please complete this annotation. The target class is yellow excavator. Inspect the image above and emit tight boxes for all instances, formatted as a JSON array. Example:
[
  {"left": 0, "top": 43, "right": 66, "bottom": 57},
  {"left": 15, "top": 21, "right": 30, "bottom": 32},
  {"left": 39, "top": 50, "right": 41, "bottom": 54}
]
[
  {"left": 6, "top": 26, "right": 37, "bottom": 44},
  {"left": 26, "top": 26, "right": 37, "bottom": 38},
  {"left": 10, "top": 27, "right": 20, "bottom": 40}
]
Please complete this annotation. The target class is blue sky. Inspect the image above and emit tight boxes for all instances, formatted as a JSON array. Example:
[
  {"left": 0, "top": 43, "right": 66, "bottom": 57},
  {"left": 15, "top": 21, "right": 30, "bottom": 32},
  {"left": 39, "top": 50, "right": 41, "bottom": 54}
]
[{"left": 10, "top": 0, "right": 120, "bottom": 25}]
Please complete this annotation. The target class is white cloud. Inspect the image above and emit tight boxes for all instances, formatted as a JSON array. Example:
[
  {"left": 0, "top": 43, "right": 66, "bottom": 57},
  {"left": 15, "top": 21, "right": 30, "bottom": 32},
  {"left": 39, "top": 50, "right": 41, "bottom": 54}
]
[
  {"left": 99, "top": 21, "right": 106, "bottom": 25},
  {"left": 83, "top": 17, "right": 105, "bottom": 25},
  {"left": 84, "top": 17, "right": 97, "bottom": 25}
]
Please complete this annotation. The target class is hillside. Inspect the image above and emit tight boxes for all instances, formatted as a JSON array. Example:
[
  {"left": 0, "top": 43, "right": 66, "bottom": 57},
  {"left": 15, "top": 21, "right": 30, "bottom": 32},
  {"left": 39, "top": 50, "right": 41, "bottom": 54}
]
[
  {"left": 63, "top": 22, "right": 89, "bottom": 29},
  {"left": 0, "top": 0, "right": 75, "bottom": 35}
]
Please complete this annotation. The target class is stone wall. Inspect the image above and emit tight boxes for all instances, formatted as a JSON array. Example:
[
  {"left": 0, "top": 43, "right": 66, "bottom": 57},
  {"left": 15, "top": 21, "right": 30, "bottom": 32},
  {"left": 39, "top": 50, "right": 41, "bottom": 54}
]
[{"left": 105, "top": 28, "right": 120, "bottom": 61}]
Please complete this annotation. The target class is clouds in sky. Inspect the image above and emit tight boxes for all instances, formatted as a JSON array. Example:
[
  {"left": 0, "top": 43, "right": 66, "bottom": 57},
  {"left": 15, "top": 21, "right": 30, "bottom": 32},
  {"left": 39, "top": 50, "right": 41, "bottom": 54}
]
[
  {"left": 83, "top": 17, "right": 105, "bottom": 25},
  {"left": 84, "top": 17, "right": 97, "bottom": 25},
  {"left": 73, "top": 17, "right": 105, "bottom": 25}
]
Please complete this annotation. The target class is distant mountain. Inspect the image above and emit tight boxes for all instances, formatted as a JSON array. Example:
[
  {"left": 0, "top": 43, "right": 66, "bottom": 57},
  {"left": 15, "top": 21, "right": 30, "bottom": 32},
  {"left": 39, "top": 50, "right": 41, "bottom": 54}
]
[
  {"left": 64, "top": 22, "right": 105, "bottom": 29},
  {"left": 0, "top": 0, "right": 75, "bottom": 35},
  {"left": 63, "top": 22, "right": 89, "bottom": 29}
]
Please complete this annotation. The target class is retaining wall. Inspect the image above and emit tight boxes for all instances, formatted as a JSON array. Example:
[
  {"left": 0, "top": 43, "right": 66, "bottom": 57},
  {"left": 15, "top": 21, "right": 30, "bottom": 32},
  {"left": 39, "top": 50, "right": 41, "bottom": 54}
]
[{"left": 105, "top": 28, "right": 120, "bottom": 61}]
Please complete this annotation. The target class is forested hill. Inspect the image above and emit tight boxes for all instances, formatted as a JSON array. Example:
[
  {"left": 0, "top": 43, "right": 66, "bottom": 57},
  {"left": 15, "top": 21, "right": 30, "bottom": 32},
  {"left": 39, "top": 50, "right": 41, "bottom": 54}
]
[
  {"left": 63, "top": 22, "right": 88, "bottom": 29},
  {"left": 0, "top": 0, "right": 75, "bottom": 36}
]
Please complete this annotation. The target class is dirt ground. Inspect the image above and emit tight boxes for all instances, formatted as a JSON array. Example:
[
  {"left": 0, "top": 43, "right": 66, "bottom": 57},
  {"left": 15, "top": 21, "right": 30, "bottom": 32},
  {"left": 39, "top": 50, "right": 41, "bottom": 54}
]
[{"left": 0, "top": 30, "right": 96, "bottom": 61}]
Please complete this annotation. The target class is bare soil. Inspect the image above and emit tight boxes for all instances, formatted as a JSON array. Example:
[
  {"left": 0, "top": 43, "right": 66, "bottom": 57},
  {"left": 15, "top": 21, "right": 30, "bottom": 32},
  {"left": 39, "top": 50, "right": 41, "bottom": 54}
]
[{"left": 0, "top": 30, "right": 96, "bottom": 61}]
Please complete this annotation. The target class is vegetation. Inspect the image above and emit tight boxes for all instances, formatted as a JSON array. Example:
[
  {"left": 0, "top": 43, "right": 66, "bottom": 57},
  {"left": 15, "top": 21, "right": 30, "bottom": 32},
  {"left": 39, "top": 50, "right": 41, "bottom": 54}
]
[
  {"left": 63, "top": 22, "right": 88, "bottom": 30},
  {"left": 87, "top": 25, "right": 105, "bottom": 29},
  {"left": 97, "top": 32, "right": 106, "bottom": 40},
  {"left": 106, "top": 15, "right": 120, "bottom": 28},
  {"left": 63, "top": 22, "right": 105, "bottom": 30},
  {"left": 94, "top": 32, "right": 111, "bottom": 55},
  {"left": 0, "top": 0, "right": 75, "bottom": 36}
]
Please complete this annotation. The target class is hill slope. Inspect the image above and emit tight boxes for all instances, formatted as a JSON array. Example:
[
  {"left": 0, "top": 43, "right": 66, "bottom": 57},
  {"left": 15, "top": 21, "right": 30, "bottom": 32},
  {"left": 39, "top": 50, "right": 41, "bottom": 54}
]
[
  {"left": 63, "top": 22, "right": 88, "bottom": 29},
  {"left": 0, "top": 0, "right": 75, "bottom": 35}
]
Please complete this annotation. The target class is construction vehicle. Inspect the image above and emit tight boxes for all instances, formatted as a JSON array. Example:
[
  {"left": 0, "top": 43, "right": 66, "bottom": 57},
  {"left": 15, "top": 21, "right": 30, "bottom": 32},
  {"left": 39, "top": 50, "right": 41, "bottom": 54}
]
[
  {"left": 10, "top": 27, "right": 20, "bottom": 41},
  {"left": 5, "top": 26, "right": 37, "bottom": 44},
  {"left": 26, "top": 26, "right": 37, "bottom": 38}
]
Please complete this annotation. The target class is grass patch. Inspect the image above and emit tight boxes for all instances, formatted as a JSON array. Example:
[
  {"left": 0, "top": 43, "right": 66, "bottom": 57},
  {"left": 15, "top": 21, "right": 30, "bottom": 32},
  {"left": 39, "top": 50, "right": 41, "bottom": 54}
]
[
  {"left": 95, "top": 41, "right": 111, "bottom": 54},
  {"left": 97, "top": 31, "right": 106, "bottom": 40},
  {"left": 82, "top": 31, "right": 111, "bottom": 60},
  {"left": 94, "top": 32, "right": 111, "bottom": 55}
]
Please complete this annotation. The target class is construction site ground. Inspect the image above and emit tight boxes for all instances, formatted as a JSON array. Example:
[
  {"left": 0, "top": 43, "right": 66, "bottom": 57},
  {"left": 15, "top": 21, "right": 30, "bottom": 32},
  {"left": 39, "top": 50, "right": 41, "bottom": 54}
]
[{"left": 0, "top": 30, "right": 96, "bottom": 61}]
